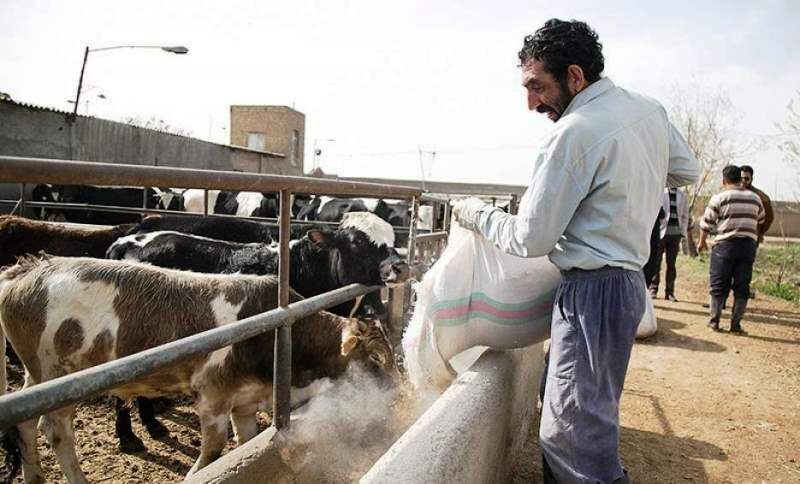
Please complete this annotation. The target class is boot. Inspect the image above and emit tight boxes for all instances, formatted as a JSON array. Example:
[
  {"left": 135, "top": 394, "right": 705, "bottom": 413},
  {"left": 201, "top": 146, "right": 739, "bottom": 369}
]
[
  {"left": 708, "top": 296, "right": 724, "bottom": 331},
  {"left": 731, "top": 298, "right": 748, "bottom": 334}
]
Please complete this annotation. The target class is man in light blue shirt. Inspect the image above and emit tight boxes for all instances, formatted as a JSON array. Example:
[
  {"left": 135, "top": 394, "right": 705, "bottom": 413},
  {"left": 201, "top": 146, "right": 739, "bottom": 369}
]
[{"left": 454, "top": 19, "right": 699, "bottom": 483}]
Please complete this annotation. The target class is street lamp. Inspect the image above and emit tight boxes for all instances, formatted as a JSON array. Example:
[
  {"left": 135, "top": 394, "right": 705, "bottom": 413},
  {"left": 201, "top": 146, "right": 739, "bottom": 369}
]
[
  {"left": 72, "top": 44, "right": 189, "bottom": 116},
  {"left": 313, "top": 138, "right": 336, "bottom": 170}
]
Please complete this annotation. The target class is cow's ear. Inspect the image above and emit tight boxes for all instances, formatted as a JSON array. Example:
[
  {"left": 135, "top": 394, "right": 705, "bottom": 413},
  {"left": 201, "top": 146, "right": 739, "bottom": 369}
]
[
  {"left": 341, "top": 325, "right": 360, "bottom": 356},
  {"left": 307, "top": 230, "right": 330, "bottom": 248}
]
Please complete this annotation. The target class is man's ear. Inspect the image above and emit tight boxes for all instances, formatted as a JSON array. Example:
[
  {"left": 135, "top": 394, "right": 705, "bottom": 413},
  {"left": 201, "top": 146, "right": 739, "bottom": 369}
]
[
  {"left": 341, "top": 325, "right": 359, "bottom": 356},
  {"left": 566, "top": 64, "right": 587, "bottom": 95}
]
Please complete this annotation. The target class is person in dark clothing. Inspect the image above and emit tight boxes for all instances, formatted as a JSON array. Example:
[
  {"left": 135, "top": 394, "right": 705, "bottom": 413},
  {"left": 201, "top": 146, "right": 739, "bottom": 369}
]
[
  {"left": 650, "top": 187, "right": 689, "bottom": 301},
  {"left": 697, "top": 166, "right": 765, "bottom": 333},
  {"left": 643, "top": 207, "right": 665, "bottom": 288},
  {"left": 740, "top": 165, "right": 774, "bottom": 244}
]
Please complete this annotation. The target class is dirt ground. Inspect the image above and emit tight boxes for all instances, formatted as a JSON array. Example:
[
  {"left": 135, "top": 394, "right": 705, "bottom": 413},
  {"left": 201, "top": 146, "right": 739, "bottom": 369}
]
[
  {"left": 3, "top": 253, "right": 799, "bottom": 483},
  {"left": 511, "top": 255, "right": 800, "bottom": 483}
]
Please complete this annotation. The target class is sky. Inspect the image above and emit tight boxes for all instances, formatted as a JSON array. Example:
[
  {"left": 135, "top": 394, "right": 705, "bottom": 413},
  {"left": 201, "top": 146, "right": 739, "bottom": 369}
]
[{"left": 1, "top": 0, "right": 799, "bottom": 199}]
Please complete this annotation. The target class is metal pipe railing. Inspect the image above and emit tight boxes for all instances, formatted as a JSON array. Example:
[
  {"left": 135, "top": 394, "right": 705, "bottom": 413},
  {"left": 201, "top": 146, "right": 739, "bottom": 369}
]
[
  {"left": 0, "top": 283, "right": 379, "bottom": 430},
  {"left": 0, "top": 156, "right": 422, "bottom": 199},
  {"left": 273, "top": 189, "right": 292, "bottom": 430},
  {"left": 0, "top": 155, "right": 424, "bottom": 436}
]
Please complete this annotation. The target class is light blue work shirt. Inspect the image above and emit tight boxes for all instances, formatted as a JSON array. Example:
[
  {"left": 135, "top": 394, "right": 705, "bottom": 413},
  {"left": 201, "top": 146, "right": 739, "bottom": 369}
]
[{"left": 475, "top": 78, "right": 700, "bottom": 271}]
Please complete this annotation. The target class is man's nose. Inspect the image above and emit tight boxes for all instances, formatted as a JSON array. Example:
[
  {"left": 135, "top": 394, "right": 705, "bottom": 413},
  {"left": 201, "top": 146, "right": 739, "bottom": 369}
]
[{"left": 527, "top": 90, "right": 541, "bottom": 111}]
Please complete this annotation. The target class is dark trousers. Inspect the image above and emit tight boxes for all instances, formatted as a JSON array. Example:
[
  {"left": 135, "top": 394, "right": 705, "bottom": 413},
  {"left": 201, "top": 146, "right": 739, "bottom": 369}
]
[
  {"left": 642, "top": 218, "right": 662, "bottom": 287},
  {"left": 710, "top": 237, "right": 757, "bottom": 299},
  {"left": 651, "top": 234, "right": 682, "bottom": 295}
]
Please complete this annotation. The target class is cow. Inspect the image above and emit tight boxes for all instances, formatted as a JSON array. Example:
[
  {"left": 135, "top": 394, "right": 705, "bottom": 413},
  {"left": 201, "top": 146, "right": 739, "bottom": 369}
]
[
  {"left": 0, "top": 216, "right": 132, "bottom": 267},
  {"left": 30, "top": 185, "right": 182, "bottom": 225},
  {"left": 107, "top": 212, "right": 405, "bottom": 449},
  {"left": 108, "top": 212, "right": 407, "bottom": 317},
  {"left": 0, "top": 215, "right": 170, "bottom": 451},
  {"left": 126, "top": 215, "right": 278, "bottom": 244},
  {"left": 316, "top": 198, "right": 370, "bottom": 222},
  {"left": 0, "top": 255, "right": 396, "bottom": 482},
  {"left": 181, "top": 190, "right": 315, "bottom": 220}
]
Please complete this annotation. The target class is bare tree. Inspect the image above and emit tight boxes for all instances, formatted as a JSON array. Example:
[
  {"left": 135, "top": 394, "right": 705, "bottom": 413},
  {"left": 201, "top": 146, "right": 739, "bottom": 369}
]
[
  {"left": 122, "top": 116, "right": 193, "bottom": 137},
  {"left": 667, "top": 84, "right": 762, "bottom": 255},
  {"left": 776, "top": 90, "right": 800, "bottom": 200}
]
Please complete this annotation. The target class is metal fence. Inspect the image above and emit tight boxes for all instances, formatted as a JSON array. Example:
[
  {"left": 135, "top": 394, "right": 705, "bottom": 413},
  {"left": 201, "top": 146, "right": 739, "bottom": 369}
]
[{"left": 0, "top": 155, "right": 422, "bottom": 433}]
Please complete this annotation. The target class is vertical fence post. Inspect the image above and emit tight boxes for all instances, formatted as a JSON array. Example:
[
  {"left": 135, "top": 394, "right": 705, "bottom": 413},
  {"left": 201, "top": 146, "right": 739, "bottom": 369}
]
[
  {"left": 509, "top": 194, "right": 519, "bottom": 215},
  {"left": 203, "top": 189, "right": 209, "bottom": 216},
  {"left": 18, "top": 183, "right": 26, "bottom": 217},
  {"left": 407, "top": 195, "right": 419, "bottom": 272},
  {"left": 443, "top": 198, "right": 451, "bottom": 232},
  {"left": 273, "top": 188, "right": 292, "bottom": 430}
]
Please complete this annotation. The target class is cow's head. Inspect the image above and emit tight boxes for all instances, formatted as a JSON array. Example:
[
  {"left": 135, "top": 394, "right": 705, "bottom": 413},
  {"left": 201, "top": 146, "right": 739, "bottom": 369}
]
[
  {"left": 306, "top": 213, "right": 409, "bottom": 287},
  {"left": 341, "top": 316, "right": 398, "bottom": 382}
]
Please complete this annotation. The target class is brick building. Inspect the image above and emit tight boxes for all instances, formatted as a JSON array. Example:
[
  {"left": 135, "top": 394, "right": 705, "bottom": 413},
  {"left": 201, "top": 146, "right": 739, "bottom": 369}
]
[{"left": 230, "top": 105, "right": 305, "bottom": 175}]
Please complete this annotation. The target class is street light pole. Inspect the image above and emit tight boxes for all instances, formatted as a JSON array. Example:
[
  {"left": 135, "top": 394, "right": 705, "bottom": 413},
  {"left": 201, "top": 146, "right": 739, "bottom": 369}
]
[
  {"left": 71, "top": 44, "right": 188, "bottom": 117},
  {"left": 72, "top": 46, "right": 90, "bottom": 116}
]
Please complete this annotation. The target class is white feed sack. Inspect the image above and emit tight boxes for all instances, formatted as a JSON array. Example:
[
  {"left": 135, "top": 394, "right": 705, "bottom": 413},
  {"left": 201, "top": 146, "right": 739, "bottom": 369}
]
[
  {"left": 403, "top": 224, "right": 561, "bottom": 391},
  {"left": 636, "top": 291, "right": 658, "bottom": 339}
]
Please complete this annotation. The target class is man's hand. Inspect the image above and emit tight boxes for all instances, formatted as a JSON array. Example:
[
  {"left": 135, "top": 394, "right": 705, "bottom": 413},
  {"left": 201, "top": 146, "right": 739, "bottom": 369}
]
[
  {"left": 696, "top": 239, "right": 708, "bottom": 253},
  {"left": 452, "top": 197, "right": 489, "bottom": 232}
]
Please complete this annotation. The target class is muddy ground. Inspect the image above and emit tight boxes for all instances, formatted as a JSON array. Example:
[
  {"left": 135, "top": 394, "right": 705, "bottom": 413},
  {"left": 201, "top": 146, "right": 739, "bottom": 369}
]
[{"left": 511, "top": 255, "right": 800, "bottom": 483}]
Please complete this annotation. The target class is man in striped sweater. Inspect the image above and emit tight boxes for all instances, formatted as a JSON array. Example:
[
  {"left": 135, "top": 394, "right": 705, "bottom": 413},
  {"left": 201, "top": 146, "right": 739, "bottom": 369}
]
[{"left": 697, "top": 165, "right": 765, "bottom": 333}]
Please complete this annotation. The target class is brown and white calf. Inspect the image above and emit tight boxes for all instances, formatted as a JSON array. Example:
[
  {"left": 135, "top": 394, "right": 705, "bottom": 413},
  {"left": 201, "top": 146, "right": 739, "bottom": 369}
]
[
  {"left": 0, "top": 215, "right": 163, "bottom": 450},
  {"left": 0, "top": 215, "right": 132, "bottom": 267},
  {"left": 0, "top": 256, "right": 395, "bottom": 483}
]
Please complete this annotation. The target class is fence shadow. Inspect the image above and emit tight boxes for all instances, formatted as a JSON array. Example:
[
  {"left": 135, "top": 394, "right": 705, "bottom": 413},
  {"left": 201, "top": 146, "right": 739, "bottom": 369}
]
[
  {"left": 620, "top": 425, "right": 725, "bottom": 483},
  {"left": 639, "top": 317, "right": 727, "bottom": 353}
]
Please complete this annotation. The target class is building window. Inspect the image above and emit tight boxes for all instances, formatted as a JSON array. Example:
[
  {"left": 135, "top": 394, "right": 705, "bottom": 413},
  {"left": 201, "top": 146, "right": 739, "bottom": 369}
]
[
  {"left": 247, "top": 132, "right": 266, "bottom": 151},
  {"left": 290, "top": 129, "right": 300, "bottom": 166}
]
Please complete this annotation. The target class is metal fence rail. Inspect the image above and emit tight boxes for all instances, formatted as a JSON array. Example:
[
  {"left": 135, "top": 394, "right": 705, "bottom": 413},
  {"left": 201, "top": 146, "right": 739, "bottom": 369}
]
[
  {"left": 0, "top": 284, "right": 377, "bottom": 430},
  {"left": 0, "top": 156, "right": 421, "bottom": 198},
  {"left": 0, "top": 155, "right": 423, "bottom": 433}
]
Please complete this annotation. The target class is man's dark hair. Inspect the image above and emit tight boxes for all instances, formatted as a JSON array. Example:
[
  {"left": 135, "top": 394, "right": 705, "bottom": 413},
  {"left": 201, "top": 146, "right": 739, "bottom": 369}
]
[
  {"left": 723, "top": 165, "right": 742, "bottom": 184},
  {"left": 518, "top": 19, "right": 605, "bottom": 83},
  {"left": 740, "top": 165, "right": 754, "bottom": 175}
]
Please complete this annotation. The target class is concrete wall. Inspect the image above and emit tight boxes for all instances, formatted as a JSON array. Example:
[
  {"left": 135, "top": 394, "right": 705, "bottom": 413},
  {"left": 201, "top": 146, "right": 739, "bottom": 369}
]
[
  {"left": 230, "top": 105, "right": 305, "bottom": 173},
  {"left": 768, "top": 201, "right": 800, "bottom": 238}
]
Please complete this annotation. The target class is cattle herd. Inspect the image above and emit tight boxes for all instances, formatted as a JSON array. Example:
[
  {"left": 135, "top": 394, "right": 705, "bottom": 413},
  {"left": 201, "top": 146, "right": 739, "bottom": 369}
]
[{"left": 0, "top": 182, "right": 431, "bottom": 483}]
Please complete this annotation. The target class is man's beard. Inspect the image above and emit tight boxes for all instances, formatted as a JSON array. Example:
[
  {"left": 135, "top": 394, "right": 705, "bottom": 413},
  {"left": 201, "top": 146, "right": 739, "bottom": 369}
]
[{"left": 536, "top": 80, "right": 574, "bottom": 122}]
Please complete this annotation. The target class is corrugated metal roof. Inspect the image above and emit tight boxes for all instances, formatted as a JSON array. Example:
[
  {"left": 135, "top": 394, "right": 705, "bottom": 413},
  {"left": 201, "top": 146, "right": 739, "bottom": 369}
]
[{"left": 0, "top": 98, "right": 285, "bottom": 158}]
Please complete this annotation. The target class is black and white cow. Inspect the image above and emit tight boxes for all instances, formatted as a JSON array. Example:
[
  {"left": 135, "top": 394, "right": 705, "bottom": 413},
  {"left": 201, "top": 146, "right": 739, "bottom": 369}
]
[
  {"left": 31, "top": 185, "right": 183, "bottom": 225},
  {"left": 108, "top": 212, "right": 406, "bottom": 317},
  {"left": 180, "top": 190, "right": 315, "bottom": 219},
  {"left": 127, "top": 215, "right": 277, "bottom": 244},
  {"left": 316, "top": 198, "right": 370, "bottom": 222}
]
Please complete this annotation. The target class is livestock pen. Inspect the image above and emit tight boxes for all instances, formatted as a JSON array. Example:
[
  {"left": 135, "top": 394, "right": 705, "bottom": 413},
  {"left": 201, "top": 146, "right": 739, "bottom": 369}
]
[{"left": 0, "top": 156, "right": 541, "bottom": 483}]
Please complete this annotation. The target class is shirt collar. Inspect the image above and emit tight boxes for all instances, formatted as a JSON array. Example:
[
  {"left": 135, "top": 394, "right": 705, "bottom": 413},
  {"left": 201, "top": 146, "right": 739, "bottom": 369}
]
[{"left": 561, "top": 77, "right": 615, "bottom": 118}]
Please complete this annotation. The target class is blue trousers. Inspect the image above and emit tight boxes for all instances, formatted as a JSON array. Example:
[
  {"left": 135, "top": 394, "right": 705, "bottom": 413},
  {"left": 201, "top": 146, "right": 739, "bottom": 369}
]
[{"left": 540, "top": 267, "right": 646, "bottom": 484}]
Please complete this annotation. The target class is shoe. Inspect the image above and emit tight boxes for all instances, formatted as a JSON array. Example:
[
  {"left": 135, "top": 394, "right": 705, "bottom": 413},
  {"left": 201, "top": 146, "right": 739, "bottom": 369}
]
[
  {"left": 649, "top": 288, "right": 657, "bottom": 298},
  {"left": 666, "top": 294, "right": 678, "bottom": 302},
  {"left": 730, "top": 298, "right": 748, "bottom": 334},
  {"left": 708, "top": 296, "right": 724, "bottom": 331}
]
